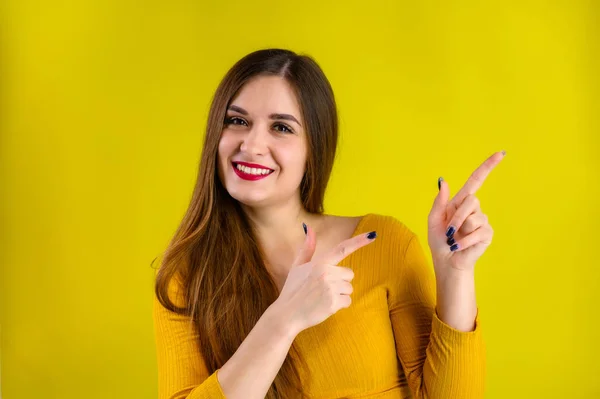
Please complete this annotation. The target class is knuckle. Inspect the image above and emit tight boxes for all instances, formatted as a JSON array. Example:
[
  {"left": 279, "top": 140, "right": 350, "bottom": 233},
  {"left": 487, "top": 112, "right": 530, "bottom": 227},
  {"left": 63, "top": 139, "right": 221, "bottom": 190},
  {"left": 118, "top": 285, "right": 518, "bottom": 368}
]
[
  {"left": 342, "top": 267, "right": 355, "bottom": 280},
  {"left": 343, "top": 296, "right": 352, "bottom": 308},
  {"left": 328, "top": 298, "right": 337, "bottom": 313},
  {"left": 311, "top": 264, "right": 326, "bottom": 276},
  {"left": 336, "top": 244, "right": 347, "bottom": 257},
  {"left": 470, "top": 172, "right": 482, "bottom": 183},
  {"left": 463, "top": 218, "right": 472, "bottom": 230}
]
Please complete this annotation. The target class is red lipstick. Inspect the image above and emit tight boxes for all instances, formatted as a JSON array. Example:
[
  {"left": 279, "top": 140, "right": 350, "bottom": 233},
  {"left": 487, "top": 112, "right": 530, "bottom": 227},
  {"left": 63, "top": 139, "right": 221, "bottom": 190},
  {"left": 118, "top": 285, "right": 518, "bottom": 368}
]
[{"left": 232, "top": 161, "right": 274, "bottom": 181}]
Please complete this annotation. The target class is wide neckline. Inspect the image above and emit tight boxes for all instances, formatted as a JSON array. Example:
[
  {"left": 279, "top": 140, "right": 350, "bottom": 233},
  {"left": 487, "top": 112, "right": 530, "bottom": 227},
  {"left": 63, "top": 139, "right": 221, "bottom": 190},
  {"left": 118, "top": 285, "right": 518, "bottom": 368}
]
[
  {"left": 351, "top": 213, "right": 373, "bottom": 238},
  {"left": 336, "top": 213, "right": 373, "bottom": 264}
]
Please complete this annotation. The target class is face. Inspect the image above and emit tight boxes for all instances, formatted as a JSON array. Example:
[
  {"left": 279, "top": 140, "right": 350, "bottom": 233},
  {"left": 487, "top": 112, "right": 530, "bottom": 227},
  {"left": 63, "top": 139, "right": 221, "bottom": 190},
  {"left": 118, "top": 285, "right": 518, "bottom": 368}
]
[{"left": 217, "top": 75, "right": 307, "bottom": 209}]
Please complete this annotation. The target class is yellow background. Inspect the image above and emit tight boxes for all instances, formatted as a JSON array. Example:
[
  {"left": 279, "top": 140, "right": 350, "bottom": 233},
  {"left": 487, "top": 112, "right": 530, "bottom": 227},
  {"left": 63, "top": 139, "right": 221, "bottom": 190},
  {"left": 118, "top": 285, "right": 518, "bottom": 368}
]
[{"left": 1, "top": 1, "right": 598, "bottom": 398}]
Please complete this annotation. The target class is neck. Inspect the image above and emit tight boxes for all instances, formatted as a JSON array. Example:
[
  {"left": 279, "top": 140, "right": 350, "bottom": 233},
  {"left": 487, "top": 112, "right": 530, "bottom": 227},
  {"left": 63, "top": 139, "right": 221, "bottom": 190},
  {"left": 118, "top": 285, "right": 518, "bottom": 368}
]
[
  {"left": 242, "top": 199, "right": 315, "bottom": 245},
  {"left": 240, "top": 198, "right": 328, "bottom": 282}
]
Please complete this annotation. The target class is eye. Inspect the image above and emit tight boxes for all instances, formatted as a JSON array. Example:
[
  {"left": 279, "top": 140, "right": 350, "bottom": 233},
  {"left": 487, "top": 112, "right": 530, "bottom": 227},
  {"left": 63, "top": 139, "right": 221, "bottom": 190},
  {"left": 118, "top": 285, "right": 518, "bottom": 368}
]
[
  {"left": 273, "top": 123, "right": 293, "bottom": 134},
  {"left": 224, "top": 116, "right": 248, "bottom": 126}
]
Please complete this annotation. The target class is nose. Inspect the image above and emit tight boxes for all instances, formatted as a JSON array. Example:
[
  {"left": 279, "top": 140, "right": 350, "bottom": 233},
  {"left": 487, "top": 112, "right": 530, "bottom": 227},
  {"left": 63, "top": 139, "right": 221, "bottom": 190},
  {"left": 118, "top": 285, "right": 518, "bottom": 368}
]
[{"left": 239, "top": 124, "right": 268, "bottom": 156}]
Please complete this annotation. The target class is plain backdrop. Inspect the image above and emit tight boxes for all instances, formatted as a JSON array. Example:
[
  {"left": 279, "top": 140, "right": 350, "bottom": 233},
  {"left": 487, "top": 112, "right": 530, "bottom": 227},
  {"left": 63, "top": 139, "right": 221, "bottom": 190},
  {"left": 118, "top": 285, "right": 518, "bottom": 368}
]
[{"left": 1, "top": 1, "right": 598, "bottom": 398}]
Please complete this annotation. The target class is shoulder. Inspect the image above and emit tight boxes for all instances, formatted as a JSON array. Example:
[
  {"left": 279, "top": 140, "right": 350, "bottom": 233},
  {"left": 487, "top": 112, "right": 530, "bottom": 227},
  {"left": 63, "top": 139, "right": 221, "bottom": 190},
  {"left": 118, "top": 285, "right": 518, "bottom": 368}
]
[
  {"left": 322, "top": 213, "right": 362, "bottom": 231},
  {"left": 322, "top": 212, "right": 417, "bottom": 246},
  {"left": 357, "top": 213, "right": 424, "bottom": 266},
  {"left": 321, "top": 213, "right": 418, "bottom": 262},
  {"left": 322, "top": 212, "right": 411, "bottom": 233},
  {"left": 360, "top": 213, "right": 416, "bottom": 242},
  {"left": 151, "top": 251, "right": 188, "bottom": 309},
  {"left": 360, "top": 214, "right": 432, "bottom": 284}
]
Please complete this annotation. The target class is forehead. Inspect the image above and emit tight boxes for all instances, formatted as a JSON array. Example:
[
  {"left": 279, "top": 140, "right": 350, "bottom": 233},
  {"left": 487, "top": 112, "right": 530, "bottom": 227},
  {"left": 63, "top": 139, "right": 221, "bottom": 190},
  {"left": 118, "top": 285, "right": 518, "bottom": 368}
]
[{"left": 230, "top": 75, "right": 301, "bottom": 116}]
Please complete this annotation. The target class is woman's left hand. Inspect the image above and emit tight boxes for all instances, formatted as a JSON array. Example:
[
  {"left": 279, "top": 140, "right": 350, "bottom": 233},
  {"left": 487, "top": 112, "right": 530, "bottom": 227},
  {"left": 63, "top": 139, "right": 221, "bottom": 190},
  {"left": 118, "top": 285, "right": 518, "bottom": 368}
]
[{"left": 427, "top": 151, "right": 506, "bottom": 275}]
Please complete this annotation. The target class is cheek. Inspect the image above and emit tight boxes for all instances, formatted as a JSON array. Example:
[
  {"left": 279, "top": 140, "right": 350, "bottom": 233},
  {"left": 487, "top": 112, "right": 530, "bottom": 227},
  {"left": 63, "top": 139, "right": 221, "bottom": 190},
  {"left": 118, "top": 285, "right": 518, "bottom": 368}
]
[
  {"left": 217, "top": 133, "right": 235, "bottom": 179},
  {"left": 279, "top": 144, "right": 307, "bottom": 174},
  {"left": 217, "top": 132, "right": 235, "bottom": 162}
]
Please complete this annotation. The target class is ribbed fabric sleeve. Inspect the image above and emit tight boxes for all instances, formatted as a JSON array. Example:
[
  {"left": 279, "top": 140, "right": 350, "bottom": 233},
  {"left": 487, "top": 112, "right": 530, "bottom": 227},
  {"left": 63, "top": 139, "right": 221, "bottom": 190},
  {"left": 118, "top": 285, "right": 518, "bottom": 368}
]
[
  {"left": 152, "top": 273, "right": 227, "bottom": 399},
  {"left": 383, "top": 215, "right": 486, "bottom": 398}
]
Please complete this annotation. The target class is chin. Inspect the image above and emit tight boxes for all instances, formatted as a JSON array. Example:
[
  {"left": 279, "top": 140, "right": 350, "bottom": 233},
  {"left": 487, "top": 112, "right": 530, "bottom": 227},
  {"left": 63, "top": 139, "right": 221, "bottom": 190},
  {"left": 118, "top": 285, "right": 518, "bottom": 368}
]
[{"left": 228, "top": 188, "right": 272, "bottom": 208}]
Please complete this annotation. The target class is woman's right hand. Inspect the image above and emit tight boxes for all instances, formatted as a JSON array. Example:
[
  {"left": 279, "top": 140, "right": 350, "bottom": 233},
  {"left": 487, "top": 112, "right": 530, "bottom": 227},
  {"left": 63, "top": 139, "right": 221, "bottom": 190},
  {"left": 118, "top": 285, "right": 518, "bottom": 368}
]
[{"left": 273, "top": 223, "right": 377, "bottom": 335}]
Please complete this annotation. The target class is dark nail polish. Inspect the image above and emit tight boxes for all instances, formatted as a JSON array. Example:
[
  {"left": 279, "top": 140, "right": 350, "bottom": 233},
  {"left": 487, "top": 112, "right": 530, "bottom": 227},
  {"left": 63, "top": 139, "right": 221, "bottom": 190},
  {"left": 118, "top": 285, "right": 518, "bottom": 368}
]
[
  {"left": 450, "top": 243, "right": 459, "bottom": 252},
  {"left": 445, "top": 226, "right": 455, "bottom": 237},
  {"left": 302, "top": 223, "right": 307, "bottom": 235},
  {"left": 438, "top": 177, "right": 444, "bottom": 191},
  {"left": 367, "top": 231, "right": 377, "bottom": 240},
  {"left": 447, "top": 236, "right": 455, "bottom": 246}
]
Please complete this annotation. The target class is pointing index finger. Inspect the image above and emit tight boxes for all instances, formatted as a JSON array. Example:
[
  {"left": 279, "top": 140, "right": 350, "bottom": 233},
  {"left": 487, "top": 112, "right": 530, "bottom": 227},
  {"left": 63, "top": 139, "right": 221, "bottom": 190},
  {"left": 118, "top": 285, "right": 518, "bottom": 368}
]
[
  {"left": 453, "top": 151, "right": 505, "bottom": 203},
  {"left": 321, "top": 231, "right": 377, "bottom": 265}
]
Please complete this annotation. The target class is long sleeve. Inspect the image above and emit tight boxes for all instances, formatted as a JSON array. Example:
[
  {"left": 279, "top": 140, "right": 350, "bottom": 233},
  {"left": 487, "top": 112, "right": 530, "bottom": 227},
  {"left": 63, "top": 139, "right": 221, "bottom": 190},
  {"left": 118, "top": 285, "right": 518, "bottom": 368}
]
[
  {"left": 385, "top": 217, "right": 486, "bottom": 399},
  {"left": 152, "top": 273, "right": 227, "bottom": 399}
]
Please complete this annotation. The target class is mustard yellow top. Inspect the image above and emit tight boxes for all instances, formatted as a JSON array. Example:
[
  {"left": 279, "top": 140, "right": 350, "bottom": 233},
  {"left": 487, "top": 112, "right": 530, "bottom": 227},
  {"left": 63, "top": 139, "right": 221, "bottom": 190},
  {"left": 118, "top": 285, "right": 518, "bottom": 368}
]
[{"left": 153, "top": 213, "right": 486, "bottom": 398}]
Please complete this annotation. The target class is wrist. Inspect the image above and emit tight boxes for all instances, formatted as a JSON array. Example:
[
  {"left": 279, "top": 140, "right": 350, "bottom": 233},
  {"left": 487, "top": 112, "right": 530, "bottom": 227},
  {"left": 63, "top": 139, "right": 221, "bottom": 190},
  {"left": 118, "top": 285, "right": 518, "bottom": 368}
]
[
  {"left": 435, "top": 267, "right": 476, "bottom": 299},
  {"left": 434, "top": 263, "right": 475, "bottom": 285},
  {"left": 265, "top": 301, "right": 302, "bottom": 340},
  {"left": 434, "top": 269, "right": 477, "bottom": 332}
]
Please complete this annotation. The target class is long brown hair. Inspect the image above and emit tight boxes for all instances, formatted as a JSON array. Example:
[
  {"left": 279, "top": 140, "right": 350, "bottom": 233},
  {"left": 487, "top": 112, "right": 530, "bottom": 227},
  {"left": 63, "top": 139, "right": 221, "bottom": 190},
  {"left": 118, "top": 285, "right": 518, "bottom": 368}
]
[{"left": 154, "top": 49, "right": 338, "bottom": 398}]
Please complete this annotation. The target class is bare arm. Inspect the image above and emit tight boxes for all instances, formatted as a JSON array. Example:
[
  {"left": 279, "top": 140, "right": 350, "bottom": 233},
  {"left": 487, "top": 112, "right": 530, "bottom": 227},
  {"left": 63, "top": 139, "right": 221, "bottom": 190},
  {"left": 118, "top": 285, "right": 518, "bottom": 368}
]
[
  {"left": 216, "top": 302, "right": 299, "bottom": 399},
  {"left": 218, "top": 225, "right": 374, "bottom": 398}
]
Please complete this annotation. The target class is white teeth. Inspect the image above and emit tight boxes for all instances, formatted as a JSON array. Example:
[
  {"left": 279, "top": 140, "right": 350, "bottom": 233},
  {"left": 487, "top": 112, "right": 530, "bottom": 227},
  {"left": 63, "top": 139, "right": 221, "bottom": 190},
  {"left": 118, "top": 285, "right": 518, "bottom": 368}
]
[{"left": 236, "top": 164, "right": 272, "bottom": 176}]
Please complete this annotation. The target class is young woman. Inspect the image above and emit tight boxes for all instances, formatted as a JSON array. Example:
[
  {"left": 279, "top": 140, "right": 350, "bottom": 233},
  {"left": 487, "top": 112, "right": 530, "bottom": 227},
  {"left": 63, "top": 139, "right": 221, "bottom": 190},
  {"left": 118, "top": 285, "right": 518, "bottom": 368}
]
[{"left": 153, "top": 48, "right": 504, "bottom": 399}]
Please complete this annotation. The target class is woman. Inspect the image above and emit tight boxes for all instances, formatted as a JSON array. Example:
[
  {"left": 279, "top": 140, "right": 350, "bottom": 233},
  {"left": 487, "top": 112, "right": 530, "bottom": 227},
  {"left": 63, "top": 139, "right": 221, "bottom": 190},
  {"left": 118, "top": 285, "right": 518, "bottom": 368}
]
[{"left": 153, "top": 48, "right": 504, "bottom": 399}]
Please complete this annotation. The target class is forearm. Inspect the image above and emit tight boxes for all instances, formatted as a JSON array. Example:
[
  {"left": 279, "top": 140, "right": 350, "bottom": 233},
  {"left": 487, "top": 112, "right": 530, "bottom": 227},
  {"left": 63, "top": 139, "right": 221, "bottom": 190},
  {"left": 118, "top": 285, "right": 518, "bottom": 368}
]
[
  {"left": 434, "top": 268, "right": 478, "bottom": 332},
  {"left": 216, "top": 302, "right": 299, "bottom": 399}
]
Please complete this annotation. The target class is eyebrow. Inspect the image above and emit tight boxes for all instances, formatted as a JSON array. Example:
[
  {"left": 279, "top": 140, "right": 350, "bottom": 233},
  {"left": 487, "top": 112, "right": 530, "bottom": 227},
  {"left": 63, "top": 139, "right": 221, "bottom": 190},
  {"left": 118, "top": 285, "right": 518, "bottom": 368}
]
[{"left": 228, "top": 105, "right": 302, "bottom": 127}]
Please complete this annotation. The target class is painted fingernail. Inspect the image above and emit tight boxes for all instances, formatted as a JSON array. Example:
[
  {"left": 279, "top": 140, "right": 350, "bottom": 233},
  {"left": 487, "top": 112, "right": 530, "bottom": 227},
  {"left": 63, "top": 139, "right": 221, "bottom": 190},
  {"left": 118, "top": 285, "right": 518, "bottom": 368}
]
[
  {"left": 447, "top": 236, "right": 455, "bottom": 246},
  {"left": 450, "top": 243, "right": 459, "bottom": 252},
  {"left": 367, "top": 231, "right": 377, "bottom": 240},
  {"left": 445, "top": 226, "right": 455, "bottom": 237},
  {"left": 438, "top": 177, "right": 444, "bottom": 191},
  {"left": 302, "top": 223, "right": 307, "bottom": 235},
  {"left": 501, "top": 150, "right": 506, "bottom": 156}
]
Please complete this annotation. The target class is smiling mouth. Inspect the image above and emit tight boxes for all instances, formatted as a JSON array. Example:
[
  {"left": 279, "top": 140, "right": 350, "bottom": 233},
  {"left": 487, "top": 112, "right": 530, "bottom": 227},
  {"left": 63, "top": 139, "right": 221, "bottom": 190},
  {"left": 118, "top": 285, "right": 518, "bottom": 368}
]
[
  {"left": 232, "top": 162, "right": 274, "bottom": 181},
  {"left": 233, "top": 162, "right": 274, "bottom": 176}
]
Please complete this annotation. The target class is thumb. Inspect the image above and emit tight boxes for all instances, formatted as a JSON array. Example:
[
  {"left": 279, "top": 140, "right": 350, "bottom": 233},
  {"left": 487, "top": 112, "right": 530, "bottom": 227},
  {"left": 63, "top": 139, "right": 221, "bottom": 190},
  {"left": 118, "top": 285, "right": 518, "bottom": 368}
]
[
  {"left": 431, "top": 177, "right": 450, "bottom": 220},
  {"left": 292, "top": 223, "right": 317, "bottom": 267}
]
